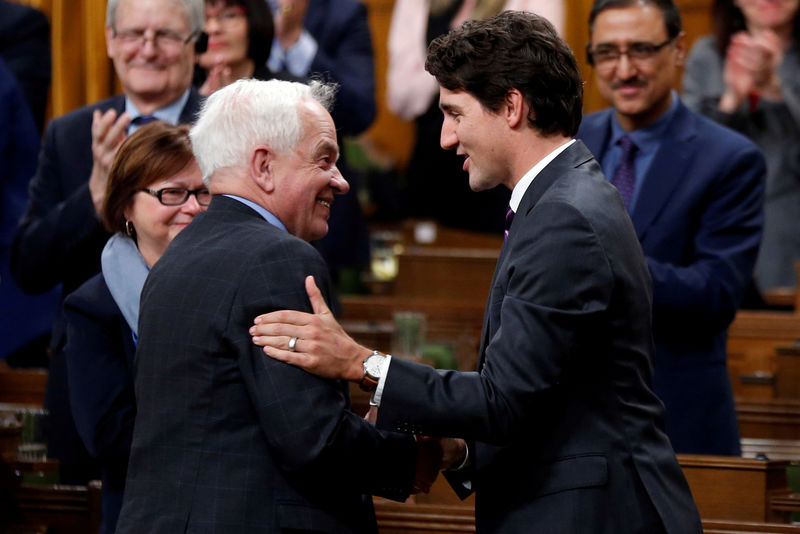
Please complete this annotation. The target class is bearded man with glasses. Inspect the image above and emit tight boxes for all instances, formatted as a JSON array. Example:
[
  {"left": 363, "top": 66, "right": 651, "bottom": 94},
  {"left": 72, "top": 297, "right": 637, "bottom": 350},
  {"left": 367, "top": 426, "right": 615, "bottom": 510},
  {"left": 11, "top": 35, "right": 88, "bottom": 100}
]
[
  {"left": 577, "top": 0, "right": 766, "bottom": 456},
  {"left": 10, "top": 0, "right": 205, "bottom": 487}
]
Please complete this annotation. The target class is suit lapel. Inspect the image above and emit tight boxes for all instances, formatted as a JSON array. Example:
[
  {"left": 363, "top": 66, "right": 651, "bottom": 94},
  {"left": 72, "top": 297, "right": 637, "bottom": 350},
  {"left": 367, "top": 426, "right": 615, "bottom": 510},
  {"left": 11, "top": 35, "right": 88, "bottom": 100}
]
[
  {"left": 629, "top": 101, "right": 696, "bottom": 241},
  {"left": 477, "top": 141, "right": 596, "bottom": 369},
  {"left": 179, "top": 87, "right": 203, "bottom": 124}
]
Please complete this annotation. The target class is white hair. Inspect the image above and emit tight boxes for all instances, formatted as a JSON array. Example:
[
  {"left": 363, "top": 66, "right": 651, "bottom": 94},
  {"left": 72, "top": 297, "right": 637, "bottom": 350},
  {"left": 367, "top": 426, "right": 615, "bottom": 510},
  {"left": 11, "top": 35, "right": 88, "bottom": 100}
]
[
  {"left": 107, "top": 0, "right": 205, "bottom": 35},
  {"left": 190, "top": 79, "right": 338, "bottom": 186}
]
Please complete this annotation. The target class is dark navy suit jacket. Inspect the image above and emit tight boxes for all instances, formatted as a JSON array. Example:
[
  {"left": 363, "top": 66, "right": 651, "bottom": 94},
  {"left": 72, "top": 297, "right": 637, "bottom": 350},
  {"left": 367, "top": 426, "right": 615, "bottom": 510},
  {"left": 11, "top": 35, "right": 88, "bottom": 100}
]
[
  {"left": 63, "top": 273, "right": 136, "bottom": 534},
  {"left": 117, "top": 197, "right": 416, "bottom": 533},
  {"left": 377, "top": 142, "right": 701, "bottom": 533},
  {"left": 577, "top": 99, "right": 766, "bottom": 455}
]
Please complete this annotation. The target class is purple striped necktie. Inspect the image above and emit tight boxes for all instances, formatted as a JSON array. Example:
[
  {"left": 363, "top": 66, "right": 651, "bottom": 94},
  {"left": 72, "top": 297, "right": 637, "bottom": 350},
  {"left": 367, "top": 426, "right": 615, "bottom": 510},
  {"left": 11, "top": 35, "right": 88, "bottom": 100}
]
[
  {"left": 504, "top": 205, "right": 515, "bottom": 242},
  {"left": 610, "top": 135, "right": 638, "bottom": 208}
]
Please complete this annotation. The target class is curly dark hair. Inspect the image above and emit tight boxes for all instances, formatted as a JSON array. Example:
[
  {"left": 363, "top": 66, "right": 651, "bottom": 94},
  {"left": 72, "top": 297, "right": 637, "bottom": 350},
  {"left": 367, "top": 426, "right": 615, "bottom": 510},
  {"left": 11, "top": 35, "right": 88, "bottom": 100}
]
[{"left": 424, "top": 10, "right": 583, "bottom": 137}]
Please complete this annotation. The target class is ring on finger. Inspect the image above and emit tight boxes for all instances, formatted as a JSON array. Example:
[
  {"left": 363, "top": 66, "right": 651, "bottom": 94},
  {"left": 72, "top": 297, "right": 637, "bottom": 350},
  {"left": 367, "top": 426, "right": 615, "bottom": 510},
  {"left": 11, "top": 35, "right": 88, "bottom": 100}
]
[{"left": 288, "top": 336, "right": 299, "bottom": 352}]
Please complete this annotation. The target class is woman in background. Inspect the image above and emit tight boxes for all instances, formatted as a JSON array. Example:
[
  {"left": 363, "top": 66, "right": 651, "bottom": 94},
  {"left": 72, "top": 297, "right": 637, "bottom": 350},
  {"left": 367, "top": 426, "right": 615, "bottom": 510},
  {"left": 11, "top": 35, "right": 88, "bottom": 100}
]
[
  {"left": 683, "top": 0, "right": 800, "bottom": 293},
  {"left": 63, "top": 122, "right": 208, "bottom": 534},
  {"left": 195, "top": 0, "right": 276, "bottom": 95}
]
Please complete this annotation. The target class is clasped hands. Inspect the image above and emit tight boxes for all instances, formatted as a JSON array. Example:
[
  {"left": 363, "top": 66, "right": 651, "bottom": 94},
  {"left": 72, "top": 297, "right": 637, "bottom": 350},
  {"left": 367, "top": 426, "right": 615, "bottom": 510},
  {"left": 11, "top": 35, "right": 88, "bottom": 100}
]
[{"left": 250, "top": 275, "right": 467, "bottom": 494}]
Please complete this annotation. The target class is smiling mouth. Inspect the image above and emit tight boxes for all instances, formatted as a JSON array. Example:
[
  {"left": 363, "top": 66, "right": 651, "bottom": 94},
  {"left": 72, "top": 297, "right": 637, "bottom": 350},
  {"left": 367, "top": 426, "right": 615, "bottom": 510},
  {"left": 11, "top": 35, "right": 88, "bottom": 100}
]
[{"left": 317, "top": 199, "right": 331, "bottom": 209}]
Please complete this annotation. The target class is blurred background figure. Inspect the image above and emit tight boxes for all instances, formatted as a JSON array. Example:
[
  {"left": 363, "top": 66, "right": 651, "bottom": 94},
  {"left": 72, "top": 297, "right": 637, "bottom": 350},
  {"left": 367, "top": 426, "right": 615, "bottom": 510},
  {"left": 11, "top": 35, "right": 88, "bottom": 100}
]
[
  {"left": 0, "top": 0, "right": 51, "bottom": 134},
  {"left": 387, "top": 0, "right": 565, "bottom": 233},
  {"left": 64, "top": 122, "right": 207, "bottom": 534},
  {"left": 683, "top": 0, "right": 800, "bottom": 294},
  {"left": 0, "top": 56, "right": 58, "bottom": 368},
  {"left": 11, "top": 0, "right": 204, "bottom": 487},
  {"left": 265, "top": 0, "right": 376, "bottom": 292},
  {"left": 195, "top": 0, "right": 282, "bottom": 95}
]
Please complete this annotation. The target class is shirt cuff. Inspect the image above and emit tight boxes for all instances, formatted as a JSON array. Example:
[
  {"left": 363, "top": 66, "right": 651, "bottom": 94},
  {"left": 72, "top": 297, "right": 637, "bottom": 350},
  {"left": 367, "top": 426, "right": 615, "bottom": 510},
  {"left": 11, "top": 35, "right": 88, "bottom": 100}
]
[
  {"left": 282, "top": 30, "right": 318, "bottom": 77},
  {"left": 369, "top": 354, "right": 392, "bottom": 407}
]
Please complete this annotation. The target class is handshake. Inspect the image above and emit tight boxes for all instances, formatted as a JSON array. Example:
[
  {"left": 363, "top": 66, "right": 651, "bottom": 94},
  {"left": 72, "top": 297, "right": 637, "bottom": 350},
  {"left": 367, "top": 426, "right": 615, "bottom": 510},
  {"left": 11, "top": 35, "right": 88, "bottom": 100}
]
[
  {"left": 413, "top": 435, "right": 468, "bottom": 494},
  {"left": 364, "top": 406, "right": 466, "bottom": 495}
]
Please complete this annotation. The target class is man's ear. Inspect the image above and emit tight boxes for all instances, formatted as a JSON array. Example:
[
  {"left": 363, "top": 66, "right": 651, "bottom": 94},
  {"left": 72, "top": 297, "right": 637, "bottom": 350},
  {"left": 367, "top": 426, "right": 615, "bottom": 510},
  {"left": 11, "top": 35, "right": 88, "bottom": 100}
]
[
  {"left": 674, "top": 31, "right": 687, "bottom": 66},
  {"left": 251, "top": 146, "right": 275, "bottom": 193},
  {"left": 504, "top": 89, "right": 526, "bottom": 129},
  {"left": 105, "top": 26, "right": 116, "bottom": 59}
]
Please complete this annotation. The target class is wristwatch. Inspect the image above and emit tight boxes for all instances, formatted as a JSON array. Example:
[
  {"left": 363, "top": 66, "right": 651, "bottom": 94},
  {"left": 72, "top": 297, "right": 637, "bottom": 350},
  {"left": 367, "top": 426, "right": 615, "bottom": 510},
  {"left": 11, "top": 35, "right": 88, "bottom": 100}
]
[{"left": 360, "top": 350, "right": 387, "bottom": 392}]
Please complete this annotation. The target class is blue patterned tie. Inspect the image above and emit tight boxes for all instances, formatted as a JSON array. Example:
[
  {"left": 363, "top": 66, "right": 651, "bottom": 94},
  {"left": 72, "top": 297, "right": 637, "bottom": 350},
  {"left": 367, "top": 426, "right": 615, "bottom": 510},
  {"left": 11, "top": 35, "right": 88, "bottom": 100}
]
[
  {"left": 504, "top": 205, "right": 515, "bottom": 242},
  {"left": 610, "top": 135, "right": 638, "bottom": 208},
  {"left": 132, "top": 115, "right": 157, "bottom": 126}
]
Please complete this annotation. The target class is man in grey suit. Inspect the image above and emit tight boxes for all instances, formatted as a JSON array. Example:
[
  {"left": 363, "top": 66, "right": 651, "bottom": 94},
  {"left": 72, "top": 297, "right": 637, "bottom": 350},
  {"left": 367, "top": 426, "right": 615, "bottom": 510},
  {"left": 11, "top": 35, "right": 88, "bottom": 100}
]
[
  {"left": 116, "top": 79, "right": 428, "bottom": 533},
  {"left": 250, "top": 12, "right": 701, "bottom": 534}
]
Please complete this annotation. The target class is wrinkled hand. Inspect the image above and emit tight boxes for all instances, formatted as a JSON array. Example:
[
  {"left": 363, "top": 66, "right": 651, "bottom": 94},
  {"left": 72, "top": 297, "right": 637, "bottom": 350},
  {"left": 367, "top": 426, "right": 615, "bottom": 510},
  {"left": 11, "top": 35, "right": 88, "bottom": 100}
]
[
  {"left": 250, "top": 275, "right": 372, "bottom": 381},
  {"left": 273, "top": 0, "right": 309, "bottom": 50},
  {"left": 89, "top": 109, "right": 130, "bottom": 215},
  {"left": 199, "top": 56, "right": 235, "bottom": 96},
  {"left": 413, "top": 436, "right": 442, "bottom": 494}
]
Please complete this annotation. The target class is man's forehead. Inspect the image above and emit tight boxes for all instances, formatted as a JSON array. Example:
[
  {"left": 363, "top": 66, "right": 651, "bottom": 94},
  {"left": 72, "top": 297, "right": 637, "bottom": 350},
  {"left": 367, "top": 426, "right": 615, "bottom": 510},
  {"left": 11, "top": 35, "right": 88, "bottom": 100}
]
[
  {"left": 591, "top": 5, "right": 668, "bottom": 43},
  {"left": 116, "top": 0, "right": 189, "bottom": 28}
]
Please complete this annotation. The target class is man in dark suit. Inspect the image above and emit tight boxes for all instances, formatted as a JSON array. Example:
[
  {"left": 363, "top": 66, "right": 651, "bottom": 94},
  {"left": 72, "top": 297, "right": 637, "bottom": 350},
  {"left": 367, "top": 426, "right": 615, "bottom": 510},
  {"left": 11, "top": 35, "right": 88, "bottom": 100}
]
[
  {"left": 576, "top": 0, "right": 765, "bottom": 455},
  {"left": 11, "top": 0, "right": 205, "bottom": 484},
  {"left": 267, "top": 0, "right": 375, "bottom": 287},
  {"left": 250, "top": 12, "right": 701, "bottom": 533},
  {"left": 116, "top": 79, "right": 427, "bottom": 533}
]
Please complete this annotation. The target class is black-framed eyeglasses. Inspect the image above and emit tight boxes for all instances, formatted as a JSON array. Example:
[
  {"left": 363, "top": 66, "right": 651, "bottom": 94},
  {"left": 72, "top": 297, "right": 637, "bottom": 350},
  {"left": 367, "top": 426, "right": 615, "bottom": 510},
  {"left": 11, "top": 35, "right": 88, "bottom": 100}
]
[
  {"left": 140, "top": 187, "right": 211, "bottom": 206},
  {"left": 113, "top": 27, "right": 201, "bottom": 52},
  {"left": 587, "top": 36, "right": 675, "bottom": 67}
]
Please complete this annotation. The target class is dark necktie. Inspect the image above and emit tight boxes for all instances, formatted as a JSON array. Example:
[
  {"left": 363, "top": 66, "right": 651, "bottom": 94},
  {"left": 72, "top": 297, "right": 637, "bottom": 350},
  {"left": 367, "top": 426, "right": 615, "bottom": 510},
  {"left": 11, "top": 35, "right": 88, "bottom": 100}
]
[
  {"left": 610, "top": 135, "right": 638, "bottom": 208},
  {"left": 132, "top": 114, "right": 157, "bottom": 127},
  {"left": 504, "top": 205, "right": 515, "bottom": 242}
]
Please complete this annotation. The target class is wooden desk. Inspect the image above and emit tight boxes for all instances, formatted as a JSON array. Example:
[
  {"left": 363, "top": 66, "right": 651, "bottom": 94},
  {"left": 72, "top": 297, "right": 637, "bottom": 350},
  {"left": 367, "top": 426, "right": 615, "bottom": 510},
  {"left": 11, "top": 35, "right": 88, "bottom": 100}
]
[
  {"left": 727, "top": 311, "right": 800, "bottom": 399},
  {"left": 737, "top": 398, "right": 800, "bottom": 440},
  {"left": 678, "top": 454, "right": 791, "bottom": 523}
]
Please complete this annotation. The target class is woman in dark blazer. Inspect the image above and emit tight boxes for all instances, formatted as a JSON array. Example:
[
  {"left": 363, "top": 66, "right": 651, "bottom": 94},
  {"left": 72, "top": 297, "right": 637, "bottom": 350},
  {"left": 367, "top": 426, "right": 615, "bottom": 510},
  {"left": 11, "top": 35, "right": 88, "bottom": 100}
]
[{"left": 63, "top": 122, "right": 208, "bottom": 534}]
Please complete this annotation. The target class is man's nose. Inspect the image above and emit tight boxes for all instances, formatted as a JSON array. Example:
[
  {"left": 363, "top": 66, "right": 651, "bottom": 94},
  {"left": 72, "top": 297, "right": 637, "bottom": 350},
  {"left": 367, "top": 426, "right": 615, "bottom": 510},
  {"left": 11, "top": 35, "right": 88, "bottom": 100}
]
[
  {"left": 615, "top": 53, "right": 637, "bottom": 80},
  {"left": 440, "top": 121, "right": 457, "bottom": 150},
  {"left": 331, "top": 168, "right": 350, "bottom": 195}
]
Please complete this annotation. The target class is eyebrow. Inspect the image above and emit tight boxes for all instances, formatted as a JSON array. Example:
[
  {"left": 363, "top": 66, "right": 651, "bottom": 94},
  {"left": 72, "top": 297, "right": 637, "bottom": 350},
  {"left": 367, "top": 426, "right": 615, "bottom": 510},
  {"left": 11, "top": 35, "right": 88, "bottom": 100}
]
[
  {"left": 439, "top": 102, "right": 461, "bottom": 114},
  {"left": 315, "top": 140, "right": 339, "bottom": 161}
]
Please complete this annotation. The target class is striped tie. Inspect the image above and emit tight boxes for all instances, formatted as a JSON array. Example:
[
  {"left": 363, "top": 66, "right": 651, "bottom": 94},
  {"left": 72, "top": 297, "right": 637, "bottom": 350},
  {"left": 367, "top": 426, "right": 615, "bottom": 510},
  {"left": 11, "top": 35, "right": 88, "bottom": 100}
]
[
  {"left": 610, "top": 135, "right": 638, "bottom": 209},
  {"left": 504, "top": 205, "right": 515, "bottom": 242}
]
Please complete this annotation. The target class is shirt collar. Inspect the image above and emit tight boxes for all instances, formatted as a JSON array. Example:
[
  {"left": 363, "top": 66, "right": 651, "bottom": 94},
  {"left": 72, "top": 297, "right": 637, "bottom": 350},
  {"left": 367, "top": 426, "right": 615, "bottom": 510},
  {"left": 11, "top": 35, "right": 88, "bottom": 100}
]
[
  {"left": 610, "top": 90, "right": 680, "bottom": 153},
  {"left": 125, "top": 89, "right": 191, "bottom": 131},
  {"left": 509, "top": 139, "right": 576, "bottom": 212},
  {"left": 223, "top": 194, "right": 288, "bottom": 233}
]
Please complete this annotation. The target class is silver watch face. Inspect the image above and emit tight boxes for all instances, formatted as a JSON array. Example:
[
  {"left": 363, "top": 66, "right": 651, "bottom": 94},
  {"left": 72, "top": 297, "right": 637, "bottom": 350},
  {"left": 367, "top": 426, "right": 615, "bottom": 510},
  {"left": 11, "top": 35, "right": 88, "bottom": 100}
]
[{"left": 364, "top": 354, "right": 384, "bottom": 377}]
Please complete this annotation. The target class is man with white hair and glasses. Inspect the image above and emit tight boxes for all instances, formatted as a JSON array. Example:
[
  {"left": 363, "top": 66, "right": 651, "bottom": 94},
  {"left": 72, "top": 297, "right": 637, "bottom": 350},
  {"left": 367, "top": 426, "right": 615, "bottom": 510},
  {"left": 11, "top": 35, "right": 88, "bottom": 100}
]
[
  {"left": 116, "top": 79, "right": 432, "bottom": 533},
  {"left": 10, "top": 0, "right": 205, "bottom": 486}
]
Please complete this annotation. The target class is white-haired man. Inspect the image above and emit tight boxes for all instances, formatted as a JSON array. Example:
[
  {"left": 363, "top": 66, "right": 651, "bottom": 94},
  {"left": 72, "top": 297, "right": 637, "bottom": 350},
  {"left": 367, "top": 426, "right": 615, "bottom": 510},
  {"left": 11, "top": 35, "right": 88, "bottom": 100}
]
[
  {"left": 116, "top": 79, "right": 431, "bottom": 534},
  {"left": 10, "top": 0, "right": 204, "bottom": 486}
]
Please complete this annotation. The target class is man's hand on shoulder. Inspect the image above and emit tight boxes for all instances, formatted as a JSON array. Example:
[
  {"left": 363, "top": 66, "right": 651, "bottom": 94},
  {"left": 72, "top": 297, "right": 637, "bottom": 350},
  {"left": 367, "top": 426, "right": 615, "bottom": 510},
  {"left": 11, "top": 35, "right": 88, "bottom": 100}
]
[{"left": 250, "top": 275, "right": 370, "bottom": 381}]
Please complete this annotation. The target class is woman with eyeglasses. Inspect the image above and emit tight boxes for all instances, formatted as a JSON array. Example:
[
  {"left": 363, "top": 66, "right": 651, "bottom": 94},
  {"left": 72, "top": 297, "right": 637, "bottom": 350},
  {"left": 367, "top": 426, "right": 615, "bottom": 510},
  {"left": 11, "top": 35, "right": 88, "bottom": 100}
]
[
  {"left": 195, "top": 0, "right": 279, "bottom": 96},
  {"left": 683, "top": 0, "right": 800, "bottom": 294},
  {"left": 62, "top": 121, "right": 208, "bottom": 534}
]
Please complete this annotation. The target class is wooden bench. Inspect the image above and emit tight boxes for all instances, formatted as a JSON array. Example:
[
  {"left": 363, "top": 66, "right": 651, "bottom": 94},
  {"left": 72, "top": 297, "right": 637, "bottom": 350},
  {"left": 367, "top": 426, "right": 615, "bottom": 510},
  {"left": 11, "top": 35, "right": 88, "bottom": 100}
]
[
  {"left": 737, "top": 398, "right": 800, "bottom": 440},
  {"left": 0, "top": 364, "right": 47, "bottom": 406},
  {"left": 727, "top": 311, "right": 800, "bottom": 400},
  {"left": 678, "top": 454, "right": 792, "bottom": 523},
  {"left": 702, "top": 519, "right": 800, "bottom": 533}
]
